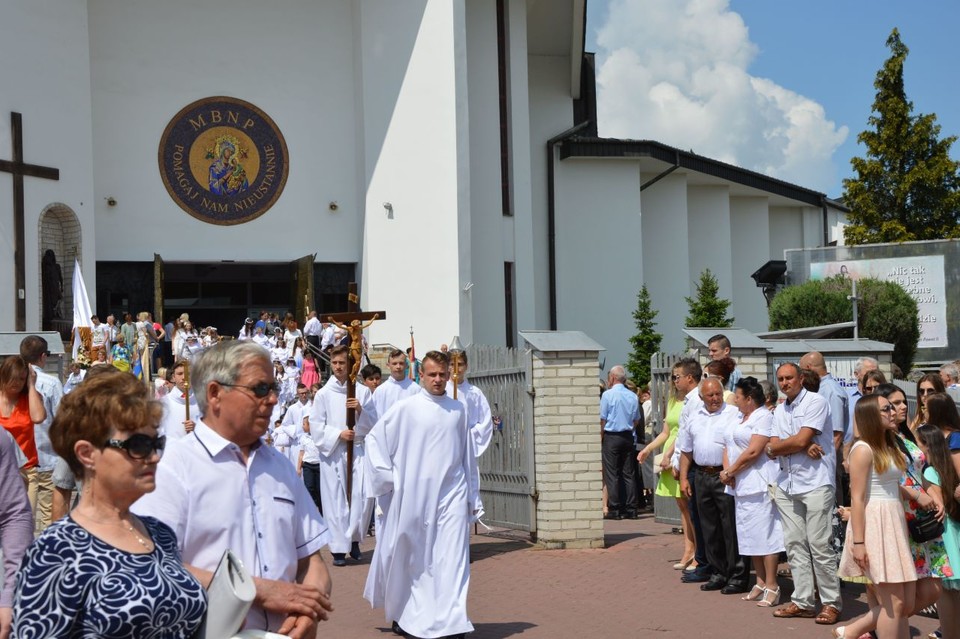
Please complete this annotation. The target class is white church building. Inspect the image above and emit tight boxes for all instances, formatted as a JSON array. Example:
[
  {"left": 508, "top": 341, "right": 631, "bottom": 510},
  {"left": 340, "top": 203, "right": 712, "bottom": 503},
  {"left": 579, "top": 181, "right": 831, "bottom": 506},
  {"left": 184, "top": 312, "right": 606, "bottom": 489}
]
[{"left": 1, "top": 0, "right": 846, "bottom": 370}]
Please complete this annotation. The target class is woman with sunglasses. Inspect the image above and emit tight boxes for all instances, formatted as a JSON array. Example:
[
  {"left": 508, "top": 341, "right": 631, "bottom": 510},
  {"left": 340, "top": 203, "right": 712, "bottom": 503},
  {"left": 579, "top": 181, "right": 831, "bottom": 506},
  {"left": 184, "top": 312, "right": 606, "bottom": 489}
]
[
  {"left": 835, "top": 395, "right": 917, "bottom": 639},
  {"left": 911, "top": 374, "right": 946, "bottom": 434},
  {"left": 12, "top": 367, "right": 206, "bottom": 638}
]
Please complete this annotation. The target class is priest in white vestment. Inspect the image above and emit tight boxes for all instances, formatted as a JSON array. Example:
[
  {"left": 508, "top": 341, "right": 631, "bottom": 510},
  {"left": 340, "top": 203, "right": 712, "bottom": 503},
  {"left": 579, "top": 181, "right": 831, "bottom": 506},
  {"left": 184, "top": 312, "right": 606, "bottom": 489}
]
[
  {"left": 309, "top": 345, "right": 377, "bottom": 565},
  {"left": 364, "top": 350, "right": 478, "bottom": 639},
  {"left": 159, "top": 360, "right": 199, "bottom": 440}
]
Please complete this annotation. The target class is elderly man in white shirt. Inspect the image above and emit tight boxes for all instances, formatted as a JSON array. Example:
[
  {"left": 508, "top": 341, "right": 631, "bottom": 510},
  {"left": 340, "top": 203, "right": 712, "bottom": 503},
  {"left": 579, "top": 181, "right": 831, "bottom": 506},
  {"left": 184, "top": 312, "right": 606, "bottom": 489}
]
[
  {"left": 678, "top": 377, "right": 746, "bottom": 594},
  {"left": 134, "top": 341, "right": 333, "bottom": 638},
  {"left": 765, "top": 362, "right": 841, "bottom": 626}
]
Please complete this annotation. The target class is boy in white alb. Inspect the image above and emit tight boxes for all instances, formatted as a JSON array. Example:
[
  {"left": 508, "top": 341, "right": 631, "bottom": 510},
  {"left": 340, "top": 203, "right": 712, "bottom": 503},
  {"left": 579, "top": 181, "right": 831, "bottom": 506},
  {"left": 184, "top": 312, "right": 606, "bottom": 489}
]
[{"left": 310, "top": 345, "right": 377, "bottom": 566}]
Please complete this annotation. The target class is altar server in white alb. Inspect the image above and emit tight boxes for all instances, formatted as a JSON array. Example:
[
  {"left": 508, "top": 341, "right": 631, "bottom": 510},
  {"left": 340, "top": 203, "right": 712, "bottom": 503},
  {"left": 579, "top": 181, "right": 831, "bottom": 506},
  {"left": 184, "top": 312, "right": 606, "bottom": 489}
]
[
  {"left": 310, "top": 345, "right": 377, "bottom": 566},
  {"left": 446, "top": 349, "right": 494, "bottom": 458},
  {"left": 159, "top": 360, "right": 199, "bottom": 440},
  {"left": 279, "top": 384, "right": 312, "bottom": 467},
  {"left": 372, "top": 349, "right": 420, "bottom": 419},
  {"left": 364, "top": 350, "right": 478, "bottom": 639}
]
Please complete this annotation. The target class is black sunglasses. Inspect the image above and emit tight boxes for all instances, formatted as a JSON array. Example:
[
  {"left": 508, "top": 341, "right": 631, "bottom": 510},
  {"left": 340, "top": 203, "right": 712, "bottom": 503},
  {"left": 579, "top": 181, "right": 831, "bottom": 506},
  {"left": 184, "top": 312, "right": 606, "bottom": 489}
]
[
  {"left": 918, "top": 388, "right": 937, "bottom": 395},
  {"left": 105, "top": 434, "right": 166, "bottom": 460},
  {"left": 218, "top": 381, "right": 281, "bottom": 398}
]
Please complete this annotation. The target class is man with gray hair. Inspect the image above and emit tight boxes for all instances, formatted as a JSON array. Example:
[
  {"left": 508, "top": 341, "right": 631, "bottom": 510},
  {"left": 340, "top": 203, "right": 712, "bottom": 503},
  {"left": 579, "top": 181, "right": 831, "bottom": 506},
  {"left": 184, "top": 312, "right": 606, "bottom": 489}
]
[
  {"left": 600, "top": 365, "right": 642, "bottom": 520},
  {"left": 940, "top": 362, "right": 959, "bottom": 390},
  {"left": 134, "top": 340, "right": 333, "bottom": 638}
]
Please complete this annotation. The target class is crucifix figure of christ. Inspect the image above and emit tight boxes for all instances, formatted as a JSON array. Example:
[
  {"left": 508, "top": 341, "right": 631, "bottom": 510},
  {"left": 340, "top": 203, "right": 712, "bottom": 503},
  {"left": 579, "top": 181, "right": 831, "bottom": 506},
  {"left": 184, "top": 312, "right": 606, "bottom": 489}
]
[
  {"left": 0, "top": 113, "right": 60, "bottom": 331},
  {"left": 325, "top": 282, "right": 386, "bottom": 505}
]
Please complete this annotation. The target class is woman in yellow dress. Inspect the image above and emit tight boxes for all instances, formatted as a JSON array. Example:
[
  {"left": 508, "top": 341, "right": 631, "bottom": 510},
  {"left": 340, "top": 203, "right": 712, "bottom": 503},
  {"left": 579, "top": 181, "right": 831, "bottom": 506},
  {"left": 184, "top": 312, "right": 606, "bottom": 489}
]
[{"left": 639, "top": 368, "right": 696, "bottom": 570}]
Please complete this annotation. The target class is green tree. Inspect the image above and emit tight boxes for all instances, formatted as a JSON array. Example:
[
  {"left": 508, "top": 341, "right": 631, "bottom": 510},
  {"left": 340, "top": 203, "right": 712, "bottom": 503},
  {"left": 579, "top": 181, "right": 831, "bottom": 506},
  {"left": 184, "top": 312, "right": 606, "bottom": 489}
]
[
  {"left": 768, "top": 275, "right": 920, "bottom": 373},
  {"left": 685, "top": 268, "right": 734, "bottom": 328},
  {"left": 843, "top": 28, "right": 960, "bottom": 244},
  {"left": 626, "top": 285, "right": 662, "bottom": 385}
]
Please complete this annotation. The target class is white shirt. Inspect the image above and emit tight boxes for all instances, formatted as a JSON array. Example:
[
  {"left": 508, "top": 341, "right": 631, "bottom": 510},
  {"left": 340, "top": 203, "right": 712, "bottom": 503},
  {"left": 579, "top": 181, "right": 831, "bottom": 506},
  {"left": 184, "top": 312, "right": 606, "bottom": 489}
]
[
  {"left": 671, "top": 387, "right": 703, "bottom": 471},
  {"left": 772, "top": 388, "right": 834, "bottom": 495},
  {"left": 320, "top": 324, "right": 336, "bottom": 350},
  {"left": 298, "top": 432, "right": 320, "bottom": 465},
  {"left": 91, "top": 324, "right": 108, "bottom": 347},
  {"left": 303, "top": 317, "right": 322, "bottom": 337},
  {"left": 372, "top": 376, "right": 420, "bottom": 422},
  {"left": 32, "top": 365, "right": 63, "bottom": 472},
  {"left": 62, "top": 369, "right": 86, "bottom": 394},
  {"left": 723, "top": 407, "right": 778, "bottom": 497},
  {"left": 678, "top": 403, "right": 738, "bottom": 467},
  {"left": 132, "top": 420, "right": 329, "bottom": 632}
]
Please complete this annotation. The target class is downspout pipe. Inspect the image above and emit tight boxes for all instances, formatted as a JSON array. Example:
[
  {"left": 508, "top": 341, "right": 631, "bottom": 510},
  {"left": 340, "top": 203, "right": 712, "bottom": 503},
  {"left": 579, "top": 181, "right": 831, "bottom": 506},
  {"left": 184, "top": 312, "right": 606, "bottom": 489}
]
[
  {"left": 640, "top": 149, "right": 680, "bottom": 191},
  {"left": 547, "top": 120, "right": 591, "bottom": 330},
  {"left": 821, "top": 195, "right": 830, "bottom": 246}
]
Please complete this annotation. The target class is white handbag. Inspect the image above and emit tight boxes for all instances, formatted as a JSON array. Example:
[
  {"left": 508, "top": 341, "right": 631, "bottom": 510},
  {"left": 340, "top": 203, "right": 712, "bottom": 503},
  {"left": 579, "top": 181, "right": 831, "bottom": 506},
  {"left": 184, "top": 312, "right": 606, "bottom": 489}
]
[{"left": 197, "top": 550, "right": 256, "bottom": 639}]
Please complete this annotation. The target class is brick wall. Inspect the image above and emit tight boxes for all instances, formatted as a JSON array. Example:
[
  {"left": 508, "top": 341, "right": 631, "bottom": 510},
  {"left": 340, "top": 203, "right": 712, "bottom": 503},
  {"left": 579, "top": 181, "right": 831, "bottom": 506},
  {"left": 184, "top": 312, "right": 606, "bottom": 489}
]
[{"left": 530, "top": 349, "right": 604, "bottom": 549}]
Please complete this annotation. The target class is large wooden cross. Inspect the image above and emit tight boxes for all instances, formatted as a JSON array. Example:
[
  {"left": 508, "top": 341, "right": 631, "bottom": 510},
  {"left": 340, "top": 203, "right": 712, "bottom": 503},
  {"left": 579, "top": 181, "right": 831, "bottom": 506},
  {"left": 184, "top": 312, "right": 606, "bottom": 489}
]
[
  {"left": 0, "top": 113, "right": 60, "bottom": 331},
  {"left": 326, "top": 282, "right": 386, "bottom": 505}
]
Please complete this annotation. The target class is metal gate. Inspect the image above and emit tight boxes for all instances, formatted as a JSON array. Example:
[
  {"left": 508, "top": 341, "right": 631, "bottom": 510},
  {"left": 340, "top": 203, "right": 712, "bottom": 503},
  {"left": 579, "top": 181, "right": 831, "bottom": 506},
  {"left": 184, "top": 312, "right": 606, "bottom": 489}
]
[
  {"left": 465, "top": 344, "right": 536, "bottom": 533},
  {"left": 649, "top": 350, "right": 698, "bottom": 527}
]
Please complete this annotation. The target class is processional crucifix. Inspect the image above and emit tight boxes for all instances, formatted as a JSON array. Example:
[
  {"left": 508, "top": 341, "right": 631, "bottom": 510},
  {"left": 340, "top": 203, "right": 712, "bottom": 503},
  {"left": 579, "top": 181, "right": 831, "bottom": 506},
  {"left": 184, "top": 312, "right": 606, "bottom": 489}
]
[
  {"left": 0, "top": 113, "right": 60, "bottom": 331},
  {"left": 326, "top": 282, "right": 386, "bottom": 505}
]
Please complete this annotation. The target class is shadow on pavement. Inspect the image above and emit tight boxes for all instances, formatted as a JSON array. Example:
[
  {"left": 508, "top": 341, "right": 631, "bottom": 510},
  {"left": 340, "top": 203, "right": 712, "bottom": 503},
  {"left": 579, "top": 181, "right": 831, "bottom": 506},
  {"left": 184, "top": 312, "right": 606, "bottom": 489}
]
[
  {"left": 471, "top": 539, "right": 533, "bottom": 562},
  {"left": 603, "top": 530, "right": 650, "bottom": 547},
  {"left": 472, "top": 621, "right": 538, "bottom": 638}
]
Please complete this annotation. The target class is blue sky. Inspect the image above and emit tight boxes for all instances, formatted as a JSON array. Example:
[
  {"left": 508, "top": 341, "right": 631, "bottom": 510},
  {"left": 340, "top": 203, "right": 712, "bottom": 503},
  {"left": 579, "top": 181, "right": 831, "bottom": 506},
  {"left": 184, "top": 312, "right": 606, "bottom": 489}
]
[{"left": 586, "top": 0, "right": 960, "bottom": 197}]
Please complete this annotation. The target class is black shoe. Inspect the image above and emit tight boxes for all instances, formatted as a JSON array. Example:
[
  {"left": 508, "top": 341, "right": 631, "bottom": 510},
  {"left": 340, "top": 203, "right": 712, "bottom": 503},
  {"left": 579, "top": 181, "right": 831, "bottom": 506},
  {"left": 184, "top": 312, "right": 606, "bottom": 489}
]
[
  {"left": 332, "top": 553, "right": 346, "bottom": 567},
  {"left": 721, "top": 584, "right": 749, "bottom": 595},
  {"left": 603, "top": 513, "right": 622, "bottom": 521},
  {"left": 350, "top": 542, "right": 362, "bottom": 561},
  {"left": 700, "top": 579, "right": 726, "bottom": 591},
  {"left": 391, "top": 621, "right": 406, "bottom": 636},
  {"left": 624, "top": 511, "right": 640, "bottom": 520},
  {"left": 681, "top": 572, "right": 711, "bottom": 583}
]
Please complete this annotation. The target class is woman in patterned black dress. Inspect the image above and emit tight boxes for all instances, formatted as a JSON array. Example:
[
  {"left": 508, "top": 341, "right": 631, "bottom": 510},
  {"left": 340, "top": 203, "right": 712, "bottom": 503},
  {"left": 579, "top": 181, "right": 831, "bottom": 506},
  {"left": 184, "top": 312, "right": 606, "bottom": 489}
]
[{"left": 12, "top": 367, "right": 207, "bottom": 638}]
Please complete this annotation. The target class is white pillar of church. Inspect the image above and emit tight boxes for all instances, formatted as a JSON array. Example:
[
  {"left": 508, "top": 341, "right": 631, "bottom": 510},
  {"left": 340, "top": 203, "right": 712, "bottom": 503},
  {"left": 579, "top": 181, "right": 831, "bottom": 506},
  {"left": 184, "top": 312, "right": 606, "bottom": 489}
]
[
  {"left": 358, "top": 0, "right": 471, "bottom": 351},
  {"left": 730, "top": 197, "right": 772, "bottom": 332},
  {"left": 555, "top": 159, "right": 642, "bottom": 372},
  {"left": 687, "top": 184, "right": 733, "bottom": 308},
  {"left": 640, "top": 172, "right": 689, "bottom": 350}
]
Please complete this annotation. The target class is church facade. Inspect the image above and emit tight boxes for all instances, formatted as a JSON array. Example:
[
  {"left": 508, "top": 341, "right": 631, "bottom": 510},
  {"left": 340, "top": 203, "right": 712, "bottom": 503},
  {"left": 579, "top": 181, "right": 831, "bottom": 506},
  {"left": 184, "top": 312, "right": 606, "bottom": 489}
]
[{"left": 1, "top": 0, "right": 845, "bottom": 371}]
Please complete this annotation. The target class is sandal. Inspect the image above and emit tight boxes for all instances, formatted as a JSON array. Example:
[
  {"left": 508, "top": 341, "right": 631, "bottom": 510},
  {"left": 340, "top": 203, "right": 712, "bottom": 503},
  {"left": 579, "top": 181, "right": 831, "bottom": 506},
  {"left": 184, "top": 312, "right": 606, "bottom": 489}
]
[
  {"left": 815, "top": 605, "right": 841, "bottom": 625},
  {"left": 741, "top": 584, "right": 765, "bottom": 601},
  {"left": 757, "top": 587, "right": 780, "bottom": 607},
  {"left": 772, "top": 602, "right": 816, "bottom": 618}
]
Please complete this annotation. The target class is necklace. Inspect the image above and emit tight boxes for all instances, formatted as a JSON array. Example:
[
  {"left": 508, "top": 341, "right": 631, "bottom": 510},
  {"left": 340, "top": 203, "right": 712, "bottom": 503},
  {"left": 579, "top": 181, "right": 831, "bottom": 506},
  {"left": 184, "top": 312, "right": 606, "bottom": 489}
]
[
  {"left": 73, "top": 510, "right": 152, "bottom": 551},
  {"left": 122, "top": 519, "right": 152, "bottom": 551}
]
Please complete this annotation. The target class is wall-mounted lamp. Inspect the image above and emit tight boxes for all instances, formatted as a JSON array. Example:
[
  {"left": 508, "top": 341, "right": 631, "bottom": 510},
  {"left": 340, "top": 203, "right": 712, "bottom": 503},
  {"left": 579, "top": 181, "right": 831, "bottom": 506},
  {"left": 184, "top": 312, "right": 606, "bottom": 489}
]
[
  {"left": 383, "top": 202, "right": 394, "bottom": 219},
  {"left": 106, "top": 197, "right": 117, "bottom": 207},
  {"left": 328, "top": 201, "right": 339, "bottom": 211}
]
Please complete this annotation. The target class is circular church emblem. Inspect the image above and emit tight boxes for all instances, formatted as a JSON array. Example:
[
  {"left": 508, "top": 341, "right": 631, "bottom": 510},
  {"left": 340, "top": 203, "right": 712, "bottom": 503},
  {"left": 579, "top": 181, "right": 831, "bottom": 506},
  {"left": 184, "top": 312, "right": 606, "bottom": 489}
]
[{"left": 158, "top": 96, "right": 289, "bottom": 225}]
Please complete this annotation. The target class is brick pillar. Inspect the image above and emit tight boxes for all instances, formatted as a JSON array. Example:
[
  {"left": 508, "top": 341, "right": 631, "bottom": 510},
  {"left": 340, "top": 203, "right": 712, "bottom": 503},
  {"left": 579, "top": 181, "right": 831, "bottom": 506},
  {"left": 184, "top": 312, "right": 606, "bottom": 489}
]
[{"left": 522, "top": 331, "right": 605, "bottom": 549}]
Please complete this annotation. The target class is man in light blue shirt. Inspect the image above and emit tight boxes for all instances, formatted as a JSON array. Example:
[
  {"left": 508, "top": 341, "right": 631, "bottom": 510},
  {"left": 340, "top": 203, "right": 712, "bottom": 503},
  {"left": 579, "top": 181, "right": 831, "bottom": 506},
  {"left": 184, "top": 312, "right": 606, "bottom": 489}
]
[{"left": 600, "top": 365, "right": 642, "bottom": 520}]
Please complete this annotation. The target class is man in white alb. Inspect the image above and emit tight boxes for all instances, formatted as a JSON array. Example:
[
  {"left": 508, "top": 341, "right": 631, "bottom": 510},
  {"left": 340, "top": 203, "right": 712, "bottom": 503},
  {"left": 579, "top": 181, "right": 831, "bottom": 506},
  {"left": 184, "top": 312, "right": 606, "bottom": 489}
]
[
  {"left": 310, "top": 345, "right": 377, "bottom": 566},
  {"left": 364, "top": 350, "right": 478, "bottom": 639},
  {"left": 159, "top": 360, "right": 199, "bottom": 440},
  {"left": 279, "top": 384, "right": 311, "bottom": 468}
]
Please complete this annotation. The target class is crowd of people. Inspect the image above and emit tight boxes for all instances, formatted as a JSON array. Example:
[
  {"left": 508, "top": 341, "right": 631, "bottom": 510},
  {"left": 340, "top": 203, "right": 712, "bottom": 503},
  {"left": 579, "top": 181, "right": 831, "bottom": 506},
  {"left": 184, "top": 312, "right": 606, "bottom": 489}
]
[
  {"left": 0, "top": 315, "right": 493, "bottom": 639},
  {"left": 614, "top": 334, "right": 960, "bottom": 639}
]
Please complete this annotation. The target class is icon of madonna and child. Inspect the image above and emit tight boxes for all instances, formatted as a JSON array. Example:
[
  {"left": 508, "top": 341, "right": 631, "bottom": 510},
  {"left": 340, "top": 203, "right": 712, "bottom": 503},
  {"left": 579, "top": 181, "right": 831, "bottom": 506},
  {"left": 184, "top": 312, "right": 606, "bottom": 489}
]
[{"left": 207, "top": 136, "right": 250, "bottom": 196}]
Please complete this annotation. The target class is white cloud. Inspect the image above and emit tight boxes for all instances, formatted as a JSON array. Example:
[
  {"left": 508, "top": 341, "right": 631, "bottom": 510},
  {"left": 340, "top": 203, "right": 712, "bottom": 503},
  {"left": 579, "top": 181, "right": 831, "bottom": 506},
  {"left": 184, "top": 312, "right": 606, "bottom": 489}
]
[{"left": 595, "top": 0, "right": 848, "bottom": 192}]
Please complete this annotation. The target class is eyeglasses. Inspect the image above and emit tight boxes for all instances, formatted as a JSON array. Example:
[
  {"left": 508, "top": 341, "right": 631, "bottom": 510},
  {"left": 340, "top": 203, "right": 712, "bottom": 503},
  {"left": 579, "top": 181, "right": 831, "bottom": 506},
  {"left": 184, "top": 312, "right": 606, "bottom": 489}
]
[
  {"left": 918, "top": 388, "right": 937, "bottom": 395},
  {"left": 218, "top": 381, "right": 281, "bottom": 398},
  {"left": 105, "top": 434, "right": 166, "bottom": 460},
  {"left": 879, "top": 405, "right": 895, "bottom": 413},
  {"left": 864, "top": 384, "right": 880, "bottom": 393},
  {"left": 672, "top": 374, "right": 682, "bottom": 381}
]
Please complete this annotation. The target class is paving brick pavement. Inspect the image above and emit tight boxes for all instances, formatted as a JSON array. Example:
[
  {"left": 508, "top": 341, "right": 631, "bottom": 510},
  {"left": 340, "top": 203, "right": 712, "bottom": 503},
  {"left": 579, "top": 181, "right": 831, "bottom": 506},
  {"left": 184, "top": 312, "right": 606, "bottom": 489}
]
[{"left": 317, "top": 514, "right": 940, "bottom": 638}]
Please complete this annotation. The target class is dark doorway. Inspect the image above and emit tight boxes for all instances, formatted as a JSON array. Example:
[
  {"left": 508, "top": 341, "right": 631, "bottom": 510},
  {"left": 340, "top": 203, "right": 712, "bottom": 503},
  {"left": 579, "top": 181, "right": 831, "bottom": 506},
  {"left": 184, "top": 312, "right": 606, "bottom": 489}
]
[{"left": 97, "top": 261, "right": 356, "bottom": 336}]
